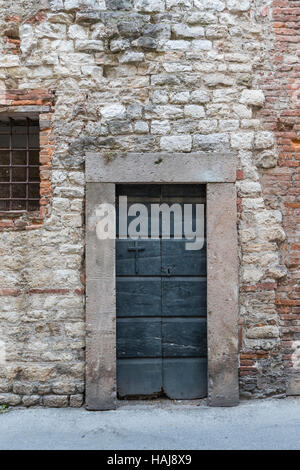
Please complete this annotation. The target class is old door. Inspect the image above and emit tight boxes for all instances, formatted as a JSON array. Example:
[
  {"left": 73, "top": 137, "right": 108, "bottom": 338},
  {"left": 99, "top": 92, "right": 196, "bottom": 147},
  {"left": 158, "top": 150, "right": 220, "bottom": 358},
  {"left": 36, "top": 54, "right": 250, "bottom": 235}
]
[{"left": 116, "top": 184, "right": 207, "bottom": 399}]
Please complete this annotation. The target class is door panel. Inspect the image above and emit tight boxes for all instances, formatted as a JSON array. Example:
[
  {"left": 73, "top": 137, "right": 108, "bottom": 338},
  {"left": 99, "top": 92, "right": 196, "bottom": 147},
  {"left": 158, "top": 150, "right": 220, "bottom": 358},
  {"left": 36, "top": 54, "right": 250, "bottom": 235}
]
[
  {"left": 116, "top": 240, "right": 160, "bottom": 276},
  {"left": 162, "top": 278, "right": 207, "bottom": 317},
  {"left": 162, "top": 318, "right": 207, "bottom": 357},
  {"left": 162, "top": 239, "right": 206, "bottom": 276},
  {"left": 117, "top": 318, "right": 162, "bottom": 358},
  {"left": 163, "top": 358, "right": 207, "bottom": 399},
  {"left": 117, "top": 278, "right": 161, "bottom": 317},
  {"left": 117, "top": 359, "right": 162, "bottom": 397},
  {"left": 116, "top": 184, "right": 207, "bottom": 400}
]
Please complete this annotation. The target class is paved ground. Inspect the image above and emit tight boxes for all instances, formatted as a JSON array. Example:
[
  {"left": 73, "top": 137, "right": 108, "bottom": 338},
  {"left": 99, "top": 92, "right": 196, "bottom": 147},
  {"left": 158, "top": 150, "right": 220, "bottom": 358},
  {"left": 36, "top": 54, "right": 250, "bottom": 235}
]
[{"left": 0, "top": 397, "right": 300, "bottom": 450}]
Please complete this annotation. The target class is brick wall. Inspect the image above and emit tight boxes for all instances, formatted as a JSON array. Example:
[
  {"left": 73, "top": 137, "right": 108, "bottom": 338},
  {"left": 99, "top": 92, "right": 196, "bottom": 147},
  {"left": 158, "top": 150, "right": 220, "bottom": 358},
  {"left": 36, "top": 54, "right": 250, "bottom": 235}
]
[{"left": 259, "top": 0, "right": 300, "bottom": 395}]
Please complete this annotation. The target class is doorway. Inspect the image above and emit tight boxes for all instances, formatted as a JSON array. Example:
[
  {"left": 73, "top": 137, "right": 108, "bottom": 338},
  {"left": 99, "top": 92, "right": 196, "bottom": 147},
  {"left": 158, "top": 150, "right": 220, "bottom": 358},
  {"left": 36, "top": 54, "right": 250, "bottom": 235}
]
[{"left": 116, "top": 184, "right": 207, "bottom": 399}]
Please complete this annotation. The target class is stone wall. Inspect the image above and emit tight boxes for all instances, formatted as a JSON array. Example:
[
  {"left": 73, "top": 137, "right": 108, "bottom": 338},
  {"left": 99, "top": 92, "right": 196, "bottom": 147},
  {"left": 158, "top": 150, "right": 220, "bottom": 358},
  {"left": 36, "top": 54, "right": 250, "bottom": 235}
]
[
  {"left": 256, "top": 0, "right": 300, "bottom": 396},
  {"left": 0, "top": 0, "right": 297, "bottom": 406}
]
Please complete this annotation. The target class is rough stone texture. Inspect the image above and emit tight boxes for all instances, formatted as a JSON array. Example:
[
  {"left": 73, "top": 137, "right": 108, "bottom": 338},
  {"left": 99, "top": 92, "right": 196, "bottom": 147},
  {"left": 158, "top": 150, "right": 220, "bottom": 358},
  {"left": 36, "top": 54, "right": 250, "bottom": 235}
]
[
  {"left": 0, "top": 0, "right": 297, "bottom": 406},
  {"left": 86, "top": 183, "right": 116, "bottom": 410},
  {"left": 207, "top": 183, "right": 239, "bottom": 406},
  {"left": 86, "top": 152, "right": 236, "bottom": 183}
]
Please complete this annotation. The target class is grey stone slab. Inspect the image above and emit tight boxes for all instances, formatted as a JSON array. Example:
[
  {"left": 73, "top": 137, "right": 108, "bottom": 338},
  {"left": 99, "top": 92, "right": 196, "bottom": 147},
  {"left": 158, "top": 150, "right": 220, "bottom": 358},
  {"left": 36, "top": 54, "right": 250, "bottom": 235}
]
[
  {"left": 86, "top": 183, "right": 116, "bottom": 410},
  {"left": 0, "top": 106, "right": 51, "bottom": 117},
  {"left": 287, "top": 373, "right": 300, "bottom": 396},
  {"left": 117, "top": 318, "right": 162, "bottom": 358},
  {"left": 207, "top": 183, "right": 239, "bottom": 407},
  {"left": 86, "top": 152, "right": 236, "bottom": 183},
  {"left": 117, "top": 359, "right": 163, "bottom": 398},
  {"left": 163, "top": 358, "right": 207, "bottom": 400}
]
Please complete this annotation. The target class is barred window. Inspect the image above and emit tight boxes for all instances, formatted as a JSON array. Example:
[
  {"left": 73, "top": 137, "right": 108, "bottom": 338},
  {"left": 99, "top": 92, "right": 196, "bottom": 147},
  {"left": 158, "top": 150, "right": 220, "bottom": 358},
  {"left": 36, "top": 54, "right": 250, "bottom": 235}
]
[{"left": 0, "top": 117, "right": 40, "bottom": 211}]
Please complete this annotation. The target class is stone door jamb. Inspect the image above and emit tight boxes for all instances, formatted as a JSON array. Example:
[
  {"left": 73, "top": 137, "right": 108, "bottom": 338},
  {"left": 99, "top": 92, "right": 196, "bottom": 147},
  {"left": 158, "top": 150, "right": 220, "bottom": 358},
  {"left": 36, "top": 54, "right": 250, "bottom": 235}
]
[{"left": 85, "top": 151, "right": 239, "bottom": 410}]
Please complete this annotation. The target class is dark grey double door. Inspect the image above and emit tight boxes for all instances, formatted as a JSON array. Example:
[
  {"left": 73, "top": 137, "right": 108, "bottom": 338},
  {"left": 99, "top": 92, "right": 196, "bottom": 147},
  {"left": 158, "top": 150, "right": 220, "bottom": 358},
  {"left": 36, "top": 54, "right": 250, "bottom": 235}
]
[{"left": 116, "top": 185, "right": 207, "bottom": 399}]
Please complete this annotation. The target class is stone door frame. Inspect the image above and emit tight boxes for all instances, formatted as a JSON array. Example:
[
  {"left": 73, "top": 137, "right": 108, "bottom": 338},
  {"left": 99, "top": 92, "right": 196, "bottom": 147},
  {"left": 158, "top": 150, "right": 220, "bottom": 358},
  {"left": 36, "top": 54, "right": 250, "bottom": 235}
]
[{"left": 85, "top": 151, "right": 239, "bottom": 410}]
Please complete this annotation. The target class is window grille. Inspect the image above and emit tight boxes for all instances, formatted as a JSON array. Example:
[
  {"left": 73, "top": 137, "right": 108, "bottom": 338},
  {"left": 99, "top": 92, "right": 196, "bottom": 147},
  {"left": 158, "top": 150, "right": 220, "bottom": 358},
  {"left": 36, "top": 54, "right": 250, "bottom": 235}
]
[{"left": 0, "top": 117, "right": 40, "bottom": 211}]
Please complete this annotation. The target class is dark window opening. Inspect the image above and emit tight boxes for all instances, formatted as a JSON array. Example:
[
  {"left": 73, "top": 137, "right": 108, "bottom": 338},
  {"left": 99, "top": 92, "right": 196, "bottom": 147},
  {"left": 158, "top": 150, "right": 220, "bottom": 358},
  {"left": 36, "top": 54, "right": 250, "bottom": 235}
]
[{"left": 0, "top": 117, "right": 40, "bottom": 211}]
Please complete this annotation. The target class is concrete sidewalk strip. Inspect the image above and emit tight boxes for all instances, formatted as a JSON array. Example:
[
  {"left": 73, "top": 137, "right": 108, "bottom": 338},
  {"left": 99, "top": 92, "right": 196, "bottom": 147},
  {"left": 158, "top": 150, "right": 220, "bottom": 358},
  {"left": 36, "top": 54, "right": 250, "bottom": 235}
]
[{"left": 0, "top": 398, "right": 300, "bottom": 450}]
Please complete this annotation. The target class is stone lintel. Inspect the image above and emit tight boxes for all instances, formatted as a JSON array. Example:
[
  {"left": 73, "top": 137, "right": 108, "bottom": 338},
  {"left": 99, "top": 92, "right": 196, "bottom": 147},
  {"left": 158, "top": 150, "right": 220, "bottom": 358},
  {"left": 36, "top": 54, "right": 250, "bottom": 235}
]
[{"left": 86, "top": 152, "right": 236, "bottom": 184}]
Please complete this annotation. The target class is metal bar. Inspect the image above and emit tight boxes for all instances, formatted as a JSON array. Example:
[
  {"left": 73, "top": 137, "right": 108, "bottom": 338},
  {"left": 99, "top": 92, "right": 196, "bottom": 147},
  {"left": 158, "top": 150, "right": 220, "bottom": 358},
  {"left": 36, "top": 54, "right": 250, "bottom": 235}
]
[
  {"left": 0, "top": 198, "right": 40, "bottom": 201},
  {"left": 26, "top": 117, "right": 29, "bottom": 211},
  {"left": 0, "top": 165, "right": 39, "bottom": 168},
  {"left": 9, "top": 118, "right": 12, "bottom": 211},
  {"left": 0, "top": 182, "right": 39, "bottom": 184},
  {"left": 0, "top": 117, "right": 40, "bottom": 212},
  {"left": 0, "top": 148, "right": 39, "bottom": 150}
]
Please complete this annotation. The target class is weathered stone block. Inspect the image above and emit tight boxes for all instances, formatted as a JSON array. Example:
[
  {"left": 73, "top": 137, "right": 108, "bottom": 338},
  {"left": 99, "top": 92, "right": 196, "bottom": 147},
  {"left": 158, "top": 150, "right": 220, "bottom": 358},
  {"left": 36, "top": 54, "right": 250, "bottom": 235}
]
[
  {"left": 119, "top": 51, "right": 145, "bottom": 63},
  {"left": 22, "top": 395, "right": 41, "bottom": 407},
  {"left": 42, "top": 395, "right": 69, "bottom": 407},
  {"left": 0, "top": 393, "right": 22, "bottom": 406},
  {"left": 206, "top": 25, "right": 227, "bottom": 39},
  {"left": 160, "top": 135, "right": 192, "bottom": 152},
  {"left": 172, "top": 24, "right": 204, "bottom": 39},
  {"left": 110, "top": 38, "right": 131, "bottom": 52},
  {"left": 134, "top": 121, "right": 149, "bottom": 134},
  {"left": 219, "top": 120, "right": 239, "bottom": 132},
  {"left": 198, "top": 120, "right": 218, "bottom": 134},
  {"left": 126, "top": 103, "right": 143, "bottom": 119},
  {"left": 118, "top": 20, "right": 143, "bottom": 38},
  {"left": 186, "top": 12, "right": 217, "bottom": 25},
  {"left": 151, "top": 120, "right": 171, "bottom": 135},
  {"left": 131, "top": 37, "right": 157, "bottom": 49},
  {"left": 226, "top": 0, "right": 250, "bottom": 12},
  {"left": 240, "top": 90, "right": 265, "bottom": 107},
  {"left": 52, "top": 381, "right": 77, "bottom": 394},
  {"left": 134, "top": 0, "right": 165, "bottom": 12},
  {"left": 68, "top": 24, "right": 89, "bottom": 40},
  {"left": 246, "top": 326, "right": 279, "bottom": 339},
  {"left": 143, "top": 24, "right": 170, "bottom": 39},
  {"left": 233, "top": 104, "right": 252, "bottom": 118},
  {"left": 75, "top": 40, "right": 105, "bottom": 52},
  {"left": 49, "top": 0, "right": 64, "bottom": 10},
  {"left": 65, "top": 0, "right": 106, "bottom": 9},
  {"left": 19, "top": 24, "right": 37, "bottom": 56},
  {"left": 184, "top": 105, "right": 205, "bottom": 118},
  {"left": 192, "top": 40, "right": 212, "bottom": 50},
  {"left": 70, "top": 394, "right": 84, "bottom": 407},
  {"left": 106, "top": 0, "right": 132, "bottom": 9},
  {"left": 101, "top": 104, "right": 126, "bottom": 121},
  {"left": 0, "top": 56, "right": 20, "bottom": 68},
  {"left": 190, "top": 90, "right": 211, "bottom": 104},
  {"left": 255, "top": 151, "right": 278, "bottom": 169},
  {"left": 287, "top": 374, "right": 300, "bottom": 396},
  {"left": 36, "top": 23, "right": 67, "bottom": 39},
  {"left": 193, "top": 133, "right": 229, "bottom": 151},
  {"left": 13, "top": 382, "right": 35, "bottom": 395},
  {"left": 194, "top": 0, "right": 225, "bottom": 11},
  {"left": 76, "top": 10, "right": 102, "bottom": 23},
  {"left": 254, "top": 132, "right": 274, "bottom": 150},
  {"left": 164, "top": 40, "right": 191, "bottom": 51},
  {"left": 170, "top": 91, "right": 190, "bottom": 104},
  {"left": 231, "top": 132, "right": 254, "bottom": 150},
  {"left": 204, "top": 74, "right": 234, "bottom": 87},
  {"left": 48, "top": 12, "right": 74, "bottom": 24},
  {"left": 166, "top": 0, "right": 193, "bottom": 8}
]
